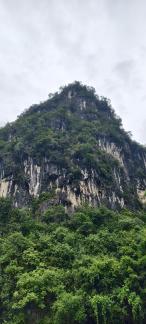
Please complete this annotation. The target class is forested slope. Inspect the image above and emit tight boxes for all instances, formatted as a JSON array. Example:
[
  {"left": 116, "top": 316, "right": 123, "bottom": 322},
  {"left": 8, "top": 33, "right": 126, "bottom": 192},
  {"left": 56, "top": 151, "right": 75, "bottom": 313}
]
[{"left": 0, "top": 198, "right": 146, "bottom": 323}]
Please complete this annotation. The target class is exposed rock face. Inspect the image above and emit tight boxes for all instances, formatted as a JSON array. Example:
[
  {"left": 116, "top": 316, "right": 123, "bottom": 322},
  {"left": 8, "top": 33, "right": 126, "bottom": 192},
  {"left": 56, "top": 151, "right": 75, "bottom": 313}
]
[
  {"left": 137, "top": 189, "right": 146, "bottom": 205},
  {"left": 0, "top": 142, "right": 146, "bottom": 210},
  {"left": 0, "top": 179, "right": 10, "bottom": 197},
  {"left": 98, "top": 139, "right": 124, "bottom": 167},
  {"left": 24, "top": 159, "right": 41, "bottom": 196},
  {"left": 0, "top": 82, "right": 146, "bottom": 210}
]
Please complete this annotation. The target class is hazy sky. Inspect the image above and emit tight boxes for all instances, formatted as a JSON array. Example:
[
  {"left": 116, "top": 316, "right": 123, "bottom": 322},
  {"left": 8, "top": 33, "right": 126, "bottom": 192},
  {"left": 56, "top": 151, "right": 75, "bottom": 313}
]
[{"left": 0, "top": 0, "right": 146, "bottom": 143}]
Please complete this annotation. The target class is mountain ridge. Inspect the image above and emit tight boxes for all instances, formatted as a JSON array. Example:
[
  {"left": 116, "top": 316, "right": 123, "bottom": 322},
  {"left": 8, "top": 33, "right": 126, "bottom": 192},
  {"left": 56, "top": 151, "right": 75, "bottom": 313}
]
[{"left": 0, "top": 81, "right": 146, "bottom": 210}]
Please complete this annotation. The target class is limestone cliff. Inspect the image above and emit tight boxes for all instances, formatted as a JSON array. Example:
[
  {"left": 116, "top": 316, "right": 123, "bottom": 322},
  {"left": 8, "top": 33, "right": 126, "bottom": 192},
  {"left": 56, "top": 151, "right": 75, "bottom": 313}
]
[{"left": 0, "top": 82, "right": 146, "bottom": 210}]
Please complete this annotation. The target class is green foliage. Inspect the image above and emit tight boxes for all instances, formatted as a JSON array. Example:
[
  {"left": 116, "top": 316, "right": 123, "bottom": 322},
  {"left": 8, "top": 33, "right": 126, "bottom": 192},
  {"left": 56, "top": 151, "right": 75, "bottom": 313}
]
[
  {"left": 52, "top": 291, "right": 86, "bottom": 324},
  {"left": 0, "top": 197, "right": 12, "bottom": 224},
  {"left": 0, "top": 199, "right": 146, "bottom": 323}
]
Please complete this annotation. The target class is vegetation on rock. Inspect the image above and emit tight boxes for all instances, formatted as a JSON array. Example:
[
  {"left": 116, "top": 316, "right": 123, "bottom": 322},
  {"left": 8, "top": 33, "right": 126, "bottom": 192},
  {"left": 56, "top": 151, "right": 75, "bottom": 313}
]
[{"left": 0, "top": 82, "right": 146, "bottom": 209}]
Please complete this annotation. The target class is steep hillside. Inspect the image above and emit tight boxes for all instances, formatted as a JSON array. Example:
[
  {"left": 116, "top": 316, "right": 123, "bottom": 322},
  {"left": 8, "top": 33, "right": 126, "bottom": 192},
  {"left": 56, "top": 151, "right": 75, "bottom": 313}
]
[
  {"left": 1, "top": 82, "right": 146, "bottom": 324},
  {"left": 0, "top": 82, "right": 146, "bottom": 210}
]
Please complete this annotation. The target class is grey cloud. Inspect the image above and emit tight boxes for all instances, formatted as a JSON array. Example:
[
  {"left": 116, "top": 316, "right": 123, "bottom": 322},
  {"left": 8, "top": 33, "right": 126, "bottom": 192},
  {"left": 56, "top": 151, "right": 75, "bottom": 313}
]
[
  {"left": 114, "top": 60, "right": 135, "bottom": 81},
  {"left": 139, "top": 119, "right": 146, "bottom": 145},
  {"left": 0, "top": 0, "right": 146, "bottom": 143}
]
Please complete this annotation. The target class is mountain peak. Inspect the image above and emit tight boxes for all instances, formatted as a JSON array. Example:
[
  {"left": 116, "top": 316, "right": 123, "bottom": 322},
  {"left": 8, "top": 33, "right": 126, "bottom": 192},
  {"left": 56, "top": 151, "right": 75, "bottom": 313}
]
[
  {"left": 0, "top": 82, "right": 146, "bottom": 210},
  {"left": 59, "top": 81, "right": 97, "bottom": 98}
]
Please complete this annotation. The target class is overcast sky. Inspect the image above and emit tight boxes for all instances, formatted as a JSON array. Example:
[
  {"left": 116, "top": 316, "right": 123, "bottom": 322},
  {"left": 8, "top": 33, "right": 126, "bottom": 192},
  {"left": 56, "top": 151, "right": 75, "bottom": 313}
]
[{"left": 0, "top": 0, "right": 146, "bottom": 143}]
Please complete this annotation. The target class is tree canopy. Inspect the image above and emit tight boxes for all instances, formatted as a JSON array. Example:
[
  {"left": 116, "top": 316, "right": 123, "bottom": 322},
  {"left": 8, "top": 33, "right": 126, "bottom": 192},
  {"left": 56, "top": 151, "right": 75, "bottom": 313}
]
[{"left": 0, "top": 199, "right": 146, "bottom": 323}]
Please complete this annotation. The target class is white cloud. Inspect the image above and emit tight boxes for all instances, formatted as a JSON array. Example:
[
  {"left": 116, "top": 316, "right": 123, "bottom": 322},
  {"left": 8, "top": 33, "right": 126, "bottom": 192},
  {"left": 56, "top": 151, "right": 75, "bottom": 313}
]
[{"left": 0, "top": 0, "right": 146, "bottom": 143}]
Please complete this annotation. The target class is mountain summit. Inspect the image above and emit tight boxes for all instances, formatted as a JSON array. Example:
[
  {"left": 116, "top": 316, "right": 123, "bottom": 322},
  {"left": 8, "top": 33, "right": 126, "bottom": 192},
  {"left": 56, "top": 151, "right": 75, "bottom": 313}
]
[{"left": 0, "top": 81, "right": 146, "bottom": 210}]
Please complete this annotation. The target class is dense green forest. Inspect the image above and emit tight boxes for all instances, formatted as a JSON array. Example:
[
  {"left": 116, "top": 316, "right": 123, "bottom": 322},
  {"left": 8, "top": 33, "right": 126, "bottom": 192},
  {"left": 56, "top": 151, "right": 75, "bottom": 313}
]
[{"left": 1, "top": 197, "right": 146, "bottom": 324}]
